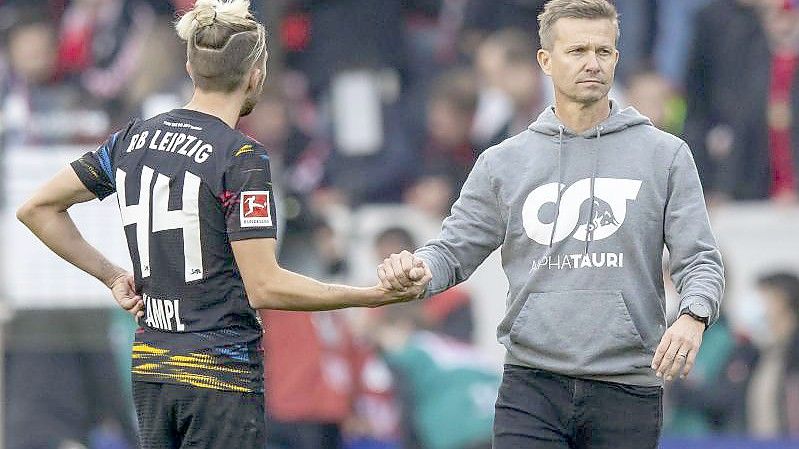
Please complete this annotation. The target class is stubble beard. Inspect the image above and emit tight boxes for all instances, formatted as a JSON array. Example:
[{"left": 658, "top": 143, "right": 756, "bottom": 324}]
[{"left": 239, "top": 95, "right": 257, "bottom": 117}]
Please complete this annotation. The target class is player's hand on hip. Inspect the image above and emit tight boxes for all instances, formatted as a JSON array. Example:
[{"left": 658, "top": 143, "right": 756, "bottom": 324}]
[
  {"left": 110, "top": 272, "right": 145, "bottom": 322},
  {"left": 651, "top": 314, "right": 705, "bottom": 381}
]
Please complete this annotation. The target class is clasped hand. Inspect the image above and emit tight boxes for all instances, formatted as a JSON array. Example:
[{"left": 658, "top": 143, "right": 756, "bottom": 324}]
[{"left": 376, "top": 250, "right": 432, "bottom": 303}]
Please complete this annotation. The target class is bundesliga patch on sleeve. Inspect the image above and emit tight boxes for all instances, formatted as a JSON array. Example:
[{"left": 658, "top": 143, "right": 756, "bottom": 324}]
[{"left": 240, "top": 191, "right": 273, "bottom": 227}]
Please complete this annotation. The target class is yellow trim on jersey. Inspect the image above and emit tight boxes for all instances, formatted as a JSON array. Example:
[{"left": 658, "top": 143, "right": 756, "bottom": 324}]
[
  {"left": 234, "top": 144, "right": 254, "bottom": 157},
  {"left": 132, "top": 343, "right": 170, "bottom": 355},
  {"left": 131, "top": 368, "right": 251, "bottom": 392}
]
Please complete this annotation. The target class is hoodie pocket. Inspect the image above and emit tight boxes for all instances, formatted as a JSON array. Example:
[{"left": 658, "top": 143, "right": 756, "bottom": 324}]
[{"left": 509, "top": 290, "right": 647, "bottom": 372}]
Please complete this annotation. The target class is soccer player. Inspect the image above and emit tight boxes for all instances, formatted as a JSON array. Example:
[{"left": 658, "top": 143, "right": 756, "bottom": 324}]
[
  {"left": 378, "top": 1, "right": 724, "bottom": 448},
  {"left": 16, "top": 1, "right": 429, "bottom": 448}
]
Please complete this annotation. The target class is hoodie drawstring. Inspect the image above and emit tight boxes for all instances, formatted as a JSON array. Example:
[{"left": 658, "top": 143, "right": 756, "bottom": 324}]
[
  {"left": 584, "top": 125, "right": 602, "bottom": 254},
  {"left": 548, "top": 126, "right": 565, "bottom": 248}
]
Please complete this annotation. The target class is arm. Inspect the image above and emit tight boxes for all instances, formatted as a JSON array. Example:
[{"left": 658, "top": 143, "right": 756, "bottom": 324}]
[
  {"left": 665, "top": 143, "right": 725, "bottom": 326},
  {"left": 652, "top": 143, "right": 725, "bottom": 381},
  {"left": 412, "top": 152, "right": 505, "bottom": 297},
  {"left": 17, "top": 167, "right": 143, "bottom": 317},
  {"left": 232, "top": 238, "right": 430, "bottom": 310}
]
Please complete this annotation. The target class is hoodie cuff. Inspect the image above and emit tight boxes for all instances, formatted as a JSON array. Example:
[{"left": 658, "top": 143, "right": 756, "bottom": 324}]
[
  {"left": 678, "top": 295, "right": 717, "bottom": 329},
  {"left": 414, "top": 251, "right": 444, "bottom": 300}
]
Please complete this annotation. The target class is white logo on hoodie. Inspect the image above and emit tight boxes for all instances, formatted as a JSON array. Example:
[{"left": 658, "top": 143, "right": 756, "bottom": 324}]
[{"left": 522, "top": 178, "right": 642, "bottom": 245}]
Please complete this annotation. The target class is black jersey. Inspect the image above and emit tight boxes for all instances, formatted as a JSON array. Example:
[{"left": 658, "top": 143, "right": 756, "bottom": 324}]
[{"left": 72, "top": 109, "right": 277, "bottom": 393}]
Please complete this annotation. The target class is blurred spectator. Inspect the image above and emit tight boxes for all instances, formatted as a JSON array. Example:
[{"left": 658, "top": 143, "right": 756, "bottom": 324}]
[
  {"left": 122, "top": 17, "right": 188, "bottom": 120},
  {"left": 612, "top": 0, "right": 656, "bottom": 84},
  {"left": 369, "top": 303, "right": 499, "bottom": 449},
  {"left": 403, "top": 173, "right": 456, "bottom": 221},
  {"left": 405, "top": 68, "right": 478, "bottom": 210},
  {"left": 1, "top": 7, "right": 103, "bottom": 147},
  {"left": 653, "top": 0, "right": 714, "bottom": 87},
  {"left": 460, "top": 0, "right": 543, "bottom": 54},
  {"left": 56, "top": 0, "right": 156, "bottom": 124},
  {"left": 684, "top": 0, "right": 799, "bottom": 202},
  {"left": 625, "top": 69, "right": 683, "bottom": 134},
  {"left": 286, "top": 0, "right": 411, "bottom": 98},
  {"left": 5, "top": 310, "right": 136, "bottom": 449},
  {"left": 345, "top": 343, "right": 404, "bottom": 449},
  {"left": 747, "top": 271, "right": 799, "bottom": 437},
  {"left": 472, "top": 28, "right": 545, "bottom": 149},
  {"left": 666, "top": 314, "right": 759, "bottom": 435},
  {"left": 317, "top": 93, "right": 416, "bottom": 206},
  {"left": 261, "top": 309, "right": 360, "bottom": 449}
]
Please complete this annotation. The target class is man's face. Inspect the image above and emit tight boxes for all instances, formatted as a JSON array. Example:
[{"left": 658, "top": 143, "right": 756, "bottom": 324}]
[
  {"left": 537, "top": 18, "right": 618, "bottom": 106},
  {"left": 9, "top": 23, "right": 56, "bottom": 85}
]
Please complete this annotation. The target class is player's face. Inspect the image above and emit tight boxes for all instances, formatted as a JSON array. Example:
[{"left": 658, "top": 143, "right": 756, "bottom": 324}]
[{"left": 538, "top": 18, "right": 619, "bottom": 106}]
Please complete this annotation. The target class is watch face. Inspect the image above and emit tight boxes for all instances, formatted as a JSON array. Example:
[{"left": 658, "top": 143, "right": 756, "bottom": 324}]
[{"left": 689, "top": 303, "right": 710, "bottom": 319}]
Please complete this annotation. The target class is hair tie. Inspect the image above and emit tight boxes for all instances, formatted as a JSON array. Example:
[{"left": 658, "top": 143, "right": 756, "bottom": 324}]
[{"left": 193, "top": 7, "right": 217, "bottom": 27}]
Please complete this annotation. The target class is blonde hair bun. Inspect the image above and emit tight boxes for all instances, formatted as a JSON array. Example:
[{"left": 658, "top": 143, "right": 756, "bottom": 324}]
[{"left": 175, "top": 0, "right": 254, "bottom": 42}]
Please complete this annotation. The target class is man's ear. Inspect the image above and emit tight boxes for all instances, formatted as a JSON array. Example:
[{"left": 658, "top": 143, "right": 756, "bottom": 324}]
[
  {"left": 537, "top": 48, "right": 552, "bottom": 76},
  {"left": 186, "top": 61, "right": 194, "bottom": 81},
  {"left": 247, "top": 68, "right": 263, "bottom": 93}
]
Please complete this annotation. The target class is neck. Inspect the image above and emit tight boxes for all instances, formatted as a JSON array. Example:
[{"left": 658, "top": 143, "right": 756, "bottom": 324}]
[
  {"left": 552, "top": 95, "right": 611, "bottom": 134},
  {"left": 183, "top": 89, "right": 244, "bottom": 129}
]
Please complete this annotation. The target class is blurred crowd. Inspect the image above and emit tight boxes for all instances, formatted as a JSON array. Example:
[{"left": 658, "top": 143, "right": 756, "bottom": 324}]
[{"left": 2, "top": 1, "right": 799, "bottom": 449}]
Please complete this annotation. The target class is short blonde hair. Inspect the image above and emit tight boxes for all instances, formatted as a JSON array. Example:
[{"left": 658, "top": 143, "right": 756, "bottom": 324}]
[
  {"left": 175, "top": 0, "right": 267, "bottom": 92},
  {"left": 537, "top": 0, "right": 619, "bottom": 50}
]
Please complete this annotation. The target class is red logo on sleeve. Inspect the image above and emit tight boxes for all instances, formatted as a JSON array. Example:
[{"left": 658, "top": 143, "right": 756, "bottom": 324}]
[{"left": 240, "top": 191, "right": 273, "bottom": 227}]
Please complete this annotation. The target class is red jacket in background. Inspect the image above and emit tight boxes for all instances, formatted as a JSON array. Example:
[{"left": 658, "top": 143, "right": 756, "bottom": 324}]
[{"left": 260, "top": 310, "right": 359, "bottom": 423}]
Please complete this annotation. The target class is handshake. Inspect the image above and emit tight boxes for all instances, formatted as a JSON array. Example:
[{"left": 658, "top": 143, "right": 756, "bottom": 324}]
[{"left": 375, "top": 250, "right": 433, "bottom": 305}]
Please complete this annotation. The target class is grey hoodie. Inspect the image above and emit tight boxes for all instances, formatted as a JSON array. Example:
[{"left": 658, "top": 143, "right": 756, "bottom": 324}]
[{"left": 415, "top": 101, "right": 724, "bottom": 386}]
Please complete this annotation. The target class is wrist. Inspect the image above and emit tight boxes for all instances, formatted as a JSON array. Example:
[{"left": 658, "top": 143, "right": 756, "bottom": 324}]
[
  {"left": 679, "top": 310, "right": 708, "bottom": 331},
  {"left": 679, "top": 300, "right": 711, "bottom": 330},
  {"left": 103, "top": 267, "right": 127, "bottom": 289},
  {"left": 679, "top": 312, "right": 707, "bottom": 328}
]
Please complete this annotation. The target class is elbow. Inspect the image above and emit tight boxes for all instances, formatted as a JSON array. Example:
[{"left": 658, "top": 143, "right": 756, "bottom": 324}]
[
  {"left": 246, "top": 285, "right": 285, "bottom": 310},
  {"left": 16, "top": 201, "right": 37, "bottom": 227}
]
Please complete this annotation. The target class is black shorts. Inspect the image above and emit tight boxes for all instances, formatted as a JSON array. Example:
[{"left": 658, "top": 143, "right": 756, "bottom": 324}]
[
  {"left": 133, "top": 381, "right": 264, "bottom": 449},
  {"left": 493, "top": 364, "right": 663, "bottom": 449}
]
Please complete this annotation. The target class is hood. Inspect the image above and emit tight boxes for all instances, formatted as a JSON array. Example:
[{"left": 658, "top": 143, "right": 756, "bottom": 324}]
[
  {"left": 527, "top": 100, "right": 652, "bottom": 254},
  {"left": 527, "top": 100, "right": 652, "bottom": 137}
]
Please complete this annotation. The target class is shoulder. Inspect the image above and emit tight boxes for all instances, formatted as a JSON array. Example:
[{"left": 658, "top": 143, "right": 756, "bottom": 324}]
[
  {"left": 649, "top": 126, "right": 686, "bottom": 150},
  {"left": 215, "top": 132, "right": 273, "bottom": 176},
  {"left": 623, "top": 124, "right": 689, "bottom": 164},
  {"left": 227, "top": 132, "right": 270, "bottom": 161},
  {"left": 479, "top": 129, "right": 538, "bottom": 165}
]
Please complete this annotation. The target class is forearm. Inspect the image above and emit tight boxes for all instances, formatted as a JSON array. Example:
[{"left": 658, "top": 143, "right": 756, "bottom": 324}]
[
  {"left": 666, "top": 144, "right": 725, "bottom": 324},
  {"left": 18, "top": 206, "right": 125, "bottom": 288},
  {"left": 247, "top": 267, "right": 386, "bottom": 311}
]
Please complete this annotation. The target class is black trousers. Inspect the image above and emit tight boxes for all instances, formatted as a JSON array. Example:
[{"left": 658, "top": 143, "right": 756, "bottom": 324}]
[
  {"left": 133, "top": 381, "right": 264, "bottom": 449},
  {"left": 493, "top": 365, "right": 663, "bottom": 449}
]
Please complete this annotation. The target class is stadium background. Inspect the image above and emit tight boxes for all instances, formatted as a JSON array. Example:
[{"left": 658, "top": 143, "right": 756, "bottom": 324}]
[{"left": 1, "top": 0, "right": 799, "bottom": 448}]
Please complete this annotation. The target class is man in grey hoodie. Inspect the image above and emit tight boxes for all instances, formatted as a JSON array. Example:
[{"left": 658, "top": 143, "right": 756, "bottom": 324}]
[{"left": 377, "top": 0, "right": 724, "bottom": 448}]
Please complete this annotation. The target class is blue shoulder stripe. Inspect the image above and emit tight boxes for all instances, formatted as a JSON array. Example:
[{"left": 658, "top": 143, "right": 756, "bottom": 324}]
[{"left": 97, "top": 134, "right": 116, "bottom": 186}]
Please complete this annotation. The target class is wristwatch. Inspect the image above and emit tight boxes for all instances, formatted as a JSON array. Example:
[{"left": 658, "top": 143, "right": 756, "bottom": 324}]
[{"left": 680, "top": 302, "right": 710, "bottom": 328}]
